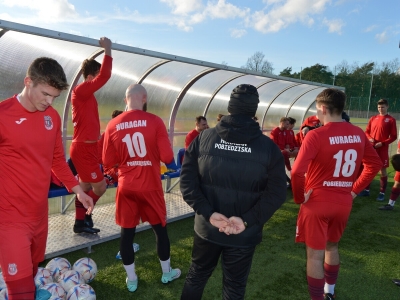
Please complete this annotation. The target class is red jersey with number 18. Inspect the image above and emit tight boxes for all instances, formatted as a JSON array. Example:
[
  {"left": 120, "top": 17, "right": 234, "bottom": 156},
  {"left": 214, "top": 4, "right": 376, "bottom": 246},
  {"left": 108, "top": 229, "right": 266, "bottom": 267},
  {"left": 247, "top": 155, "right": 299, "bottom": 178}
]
[
  {"left": 102, "top": 110, "right": 174, "bottom": 191},
  {"left": 292, "top": 122, "right": 382, "bottom": 205}
]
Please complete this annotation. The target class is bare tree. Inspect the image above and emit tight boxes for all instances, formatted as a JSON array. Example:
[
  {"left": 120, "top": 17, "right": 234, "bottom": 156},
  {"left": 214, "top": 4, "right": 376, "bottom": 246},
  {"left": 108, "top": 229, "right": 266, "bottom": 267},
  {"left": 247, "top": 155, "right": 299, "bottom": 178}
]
[{"left": 242, "top": 51, "right": 274, "bottom": 74}]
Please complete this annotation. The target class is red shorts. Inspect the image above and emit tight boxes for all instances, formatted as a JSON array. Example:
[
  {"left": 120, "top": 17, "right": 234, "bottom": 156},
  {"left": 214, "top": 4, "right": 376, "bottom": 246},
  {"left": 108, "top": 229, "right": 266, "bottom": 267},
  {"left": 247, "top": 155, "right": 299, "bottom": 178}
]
[
  {"left": 70, "top": 142, "right": 103, "bottom": 183},
  {"left": 295, "top": 201, "right": 352, "bottom": 250},
  {"left": 394, "top": 171, "right": 400, "bottom": 182},
  {"left": 115, "top": 188, "right": 167, "bottom": 228},
  {"left": 0, "top": 215, "right": 48, "bottom": 281},
  {"left": 375, "top": 146, "right": 389, "bottom": 168}
]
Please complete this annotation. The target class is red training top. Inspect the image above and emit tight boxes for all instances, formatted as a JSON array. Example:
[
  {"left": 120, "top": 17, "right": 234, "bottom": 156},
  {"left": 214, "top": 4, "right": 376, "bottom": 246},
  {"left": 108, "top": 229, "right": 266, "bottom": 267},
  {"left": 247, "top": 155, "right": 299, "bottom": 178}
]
[
  {"left": 102, "top": 110, "right": 174, "bottom": 191},
  {"left": 185, "top": 129, "right": 199, "bottom": 149},
  {"left": 270, "top": 127, "right": 287, "bottom": 150},
  {"left": 285, "top": 129, "right": 298, "bottom": 149},
  {"left": 292, "top": 122, "right": 382, "bottom": 205},
  {"left": 0, "top": 96, "right": 78, "bottom": 222},
  {"left": 71, "top": 55, "right": 113, "bottom": 142},
  {"left": 365, "top": 114, "right": 397, "bottom": 146}
]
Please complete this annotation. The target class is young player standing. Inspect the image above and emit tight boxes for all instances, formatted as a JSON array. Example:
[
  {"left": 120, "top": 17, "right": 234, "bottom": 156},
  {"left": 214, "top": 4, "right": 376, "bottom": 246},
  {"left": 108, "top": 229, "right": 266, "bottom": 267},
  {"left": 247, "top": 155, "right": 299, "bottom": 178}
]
[
  {"left": 358, "top": 99, "right": 397, "bottom": 200},
  {"left": 70, "top": 37, "right": 113, "bottom": 234},
  {"left": 102, "top": 84, "right": 181, "bottom": 293},
  {"left": 0, "top": 57, "right": 93, "bottom": 300},
  {"left": 291, "top": 88, "right": 382, "bottom": 300}
]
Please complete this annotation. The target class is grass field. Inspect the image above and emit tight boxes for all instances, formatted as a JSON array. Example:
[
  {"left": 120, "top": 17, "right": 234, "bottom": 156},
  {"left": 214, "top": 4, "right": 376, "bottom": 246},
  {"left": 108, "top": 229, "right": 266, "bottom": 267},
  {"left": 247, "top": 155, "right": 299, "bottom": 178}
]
[{"left": 40, "top": 167, "right": 400, "bottom": 300}]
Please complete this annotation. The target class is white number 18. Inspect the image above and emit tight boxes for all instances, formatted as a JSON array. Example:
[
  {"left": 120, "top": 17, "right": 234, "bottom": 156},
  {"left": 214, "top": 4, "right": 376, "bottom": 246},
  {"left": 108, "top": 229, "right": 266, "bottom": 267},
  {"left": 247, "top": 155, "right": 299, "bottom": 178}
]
[{"left": 333, "top": 149, "right": 357, "bottom": 177}]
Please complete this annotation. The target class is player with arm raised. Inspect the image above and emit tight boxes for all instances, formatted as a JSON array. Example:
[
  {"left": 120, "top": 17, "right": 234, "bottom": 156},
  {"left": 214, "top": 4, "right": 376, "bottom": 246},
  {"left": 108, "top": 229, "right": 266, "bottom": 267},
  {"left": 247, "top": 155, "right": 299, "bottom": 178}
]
[
  {"left": 102, "top": 84, "right": 180, "bottom": 293},
  {"left": 291, "top": 88, "right": 382, "bottom": 300},
  {"left": 70, "top": 37, "right": 113, "bottom": 234},
  {"left": 0, "top": 57, "right": 93, "bottom": 300}
]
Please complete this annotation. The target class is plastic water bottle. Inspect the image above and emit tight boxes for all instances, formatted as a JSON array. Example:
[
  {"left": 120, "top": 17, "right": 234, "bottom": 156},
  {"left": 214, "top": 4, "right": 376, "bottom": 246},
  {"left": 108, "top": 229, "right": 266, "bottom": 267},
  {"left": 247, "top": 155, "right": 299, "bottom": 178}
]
[{"left": 116, "top": 243, "right": 140, "bottom": 259}]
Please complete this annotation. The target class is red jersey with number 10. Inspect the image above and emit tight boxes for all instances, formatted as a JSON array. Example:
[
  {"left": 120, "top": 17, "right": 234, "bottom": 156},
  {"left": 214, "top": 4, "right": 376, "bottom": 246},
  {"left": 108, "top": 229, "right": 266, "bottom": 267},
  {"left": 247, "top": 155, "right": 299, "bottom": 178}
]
[
  {"left": 102, "top": 110, "right": 174, "bottom": 191},
  {"left": 292, "top": 122, "right": 382, "bottom": 205}
]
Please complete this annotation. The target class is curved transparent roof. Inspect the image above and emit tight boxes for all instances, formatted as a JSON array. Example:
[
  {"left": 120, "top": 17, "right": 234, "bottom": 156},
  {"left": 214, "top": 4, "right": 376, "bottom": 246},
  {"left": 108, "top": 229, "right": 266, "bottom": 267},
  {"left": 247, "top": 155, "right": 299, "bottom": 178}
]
[{"left": 0, "top": 19, "right": 343, "bottom": 150}]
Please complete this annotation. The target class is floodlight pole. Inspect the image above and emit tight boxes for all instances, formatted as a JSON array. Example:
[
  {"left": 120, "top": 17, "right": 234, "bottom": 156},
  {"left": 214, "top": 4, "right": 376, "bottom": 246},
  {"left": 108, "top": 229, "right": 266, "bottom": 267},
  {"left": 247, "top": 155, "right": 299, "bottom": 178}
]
[{"left": 367, "top": 71, "right": 374, "bottom": 119}]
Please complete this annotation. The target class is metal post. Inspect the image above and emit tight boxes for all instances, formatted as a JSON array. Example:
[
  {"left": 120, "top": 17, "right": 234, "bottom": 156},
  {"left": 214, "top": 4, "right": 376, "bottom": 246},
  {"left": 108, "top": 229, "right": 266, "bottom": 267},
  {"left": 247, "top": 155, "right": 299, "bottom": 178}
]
[
  {"left": 300, "top": 67, "right": 302, "bottom": 81},
  {"left": 367, "top": 71, "right": 374, "bottom": 119}
]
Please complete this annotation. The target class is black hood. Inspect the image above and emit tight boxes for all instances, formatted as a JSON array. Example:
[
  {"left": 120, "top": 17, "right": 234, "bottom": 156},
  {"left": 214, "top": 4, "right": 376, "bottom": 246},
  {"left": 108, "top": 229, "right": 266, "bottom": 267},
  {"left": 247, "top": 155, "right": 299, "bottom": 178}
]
[{"left": 215, "top": 114, "right": 262, "bottom": 144}]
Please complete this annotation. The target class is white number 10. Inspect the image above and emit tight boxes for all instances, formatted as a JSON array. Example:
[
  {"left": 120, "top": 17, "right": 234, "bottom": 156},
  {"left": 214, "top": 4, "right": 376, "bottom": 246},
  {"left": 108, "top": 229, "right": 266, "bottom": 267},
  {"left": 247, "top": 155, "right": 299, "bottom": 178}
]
[
  {"left": 122, "top": 133, "right": 147, "bottom": 158},
  {"left": 333, "top": 149, "right": 357, "bottom": 177}
]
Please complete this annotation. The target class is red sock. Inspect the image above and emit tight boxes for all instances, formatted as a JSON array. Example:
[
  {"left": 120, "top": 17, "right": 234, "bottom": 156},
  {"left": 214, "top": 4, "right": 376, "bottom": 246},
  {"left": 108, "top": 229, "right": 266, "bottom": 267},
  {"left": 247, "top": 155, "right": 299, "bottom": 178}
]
[
  {"left": 324, "top": 263, "right": 340, "bottom": 285},
  {"left": 380, "top": 176, "right": 388, "bottom": 193},
  {"left": 390, "top": 187, "right": 400, "bottom": 201},
  {"left": 7, "top": 276, "right": 35, "bottom": 300},
  {"left": 307, "top": 276, "right": 325, "bottom": 300},
  {"left": 75, "top": 190, "right": 101, "bottom": 220}
]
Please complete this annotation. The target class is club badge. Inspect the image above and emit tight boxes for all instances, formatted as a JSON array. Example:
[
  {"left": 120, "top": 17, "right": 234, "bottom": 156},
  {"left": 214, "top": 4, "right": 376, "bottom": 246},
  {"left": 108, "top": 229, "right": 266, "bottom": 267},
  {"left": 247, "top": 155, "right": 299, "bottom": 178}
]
[{"left": 44, "top": 115, "right": 53, "bottom": 130}]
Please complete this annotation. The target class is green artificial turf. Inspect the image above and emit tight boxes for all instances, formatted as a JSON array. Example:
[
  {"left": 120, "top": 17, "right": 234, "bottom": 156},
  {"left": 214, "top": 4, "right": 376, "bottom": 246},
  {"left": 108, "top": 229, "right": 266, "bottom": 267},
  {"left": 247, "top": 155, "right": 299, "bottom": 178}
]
[{"left": 42, "top": 168, "right": 400, "bottom": 299}]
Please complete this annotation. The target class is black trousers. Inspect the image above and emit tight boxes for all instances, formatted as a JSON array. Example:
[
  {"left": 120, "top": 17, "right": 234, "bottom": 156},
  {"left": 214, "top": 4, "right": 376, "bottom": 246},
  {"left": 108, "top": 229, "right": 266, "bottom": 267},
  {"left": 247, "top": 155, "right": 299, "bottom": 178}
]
[{"left": 181, "top": 233, "right": 256, "bottom": 300}]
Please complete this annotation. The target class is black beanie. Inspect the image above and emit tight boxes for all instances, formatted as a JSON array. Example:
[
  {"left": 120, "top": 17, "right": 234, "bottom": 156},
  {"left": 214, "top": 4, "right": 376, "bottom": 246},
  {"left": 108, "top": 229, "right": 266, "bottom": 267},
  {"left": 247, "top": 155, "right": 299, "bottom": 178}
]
[{"left": 228, "top": 84, "right": 259, "bottom": 116}]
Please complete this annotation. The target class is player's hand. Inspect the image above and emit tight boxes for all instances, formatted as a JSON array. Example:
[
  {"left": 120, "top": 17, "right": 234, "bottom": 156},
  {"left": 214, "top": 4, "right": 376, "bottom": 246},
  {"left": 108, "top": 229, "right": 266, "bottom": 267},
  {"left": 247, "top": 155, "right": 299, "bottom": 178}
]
[
  {"left": 302, "top": 127, "right": 309, "bottom": 136},
  {"left": 374, "top": 142, "right": 382, "bottom": 148},
  {"left": 303, "top": 189, "right": 313, "bottom": 204},
  {"left": 99, "top": 37, "right": 112, "bottom": 56},
  {"left": 76, "top": 192, "right": 94, "bottom": 214},
  {"left": 210, "top": 212, "right": 230, "bottom": 230},
  {"left": 369, "top": 138, "right": 374, "bottom": 143},
  {"left": 351, "top": 191, "right": 357, "bottom": 199}
]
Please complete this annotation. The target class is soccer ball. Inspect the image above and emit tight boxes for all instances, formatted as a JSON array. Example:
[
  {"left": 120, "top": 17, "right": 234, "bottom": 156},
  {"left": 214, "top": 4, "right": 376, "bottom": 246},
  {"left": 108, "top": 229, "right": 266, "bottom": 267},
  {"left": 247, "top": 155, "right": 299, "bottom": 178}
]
[
  {"left": 46, "top": 257, "right": 71, "bottom": 281},
  {"left": 0, "top": 288, "right": 8, "bottom": 300},
  {"left": 0, "top": 272, "right": 5, "bottom": 291},
  {"left": 58, "top": 270, "right": 84, "bottom": 294},
  {"left": 39, "top": 282, "right": 66, "bottom": 299},
  {"left": 72, "top": 258, "right": 97, "bottom": 283},
  {"left": 66, "top": 284, "right": 96, "bottom": 300},
  {"left": 34, "top": 267, "right": 53, "bottom": 289}
]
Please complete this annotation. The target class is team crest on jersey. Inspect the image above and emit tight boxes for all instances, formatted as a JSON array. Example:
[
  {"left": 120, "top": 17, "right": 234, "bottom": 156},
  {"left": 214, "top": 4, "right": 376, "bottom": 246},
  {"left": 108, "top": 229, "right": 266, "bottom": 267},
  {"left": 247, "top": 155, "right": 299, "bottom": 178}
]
[
  {"left": 91, "top": 172, "right": 97, "bottom": 179},
  {"left": 8, "top": 263, "right": 17, "bottom": 275},
  {"left": 385, "top": 118, "right": 389, "bottom": 122},
  {"left": 44, "top": 116, "right": 53, "bottom": 130}
]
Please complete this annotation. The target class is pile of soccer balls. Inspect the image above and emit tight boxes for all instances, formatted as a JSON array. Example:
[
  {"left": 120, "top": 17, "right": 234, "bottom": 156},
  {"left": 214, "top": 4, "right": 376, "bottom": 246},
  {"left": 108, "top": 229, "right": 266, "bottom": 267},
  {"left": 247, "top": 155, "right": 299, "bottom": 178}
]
[
  {"left": 0, "top": 257, "right": 97, "bottom": 300},
  {"left": 36, "top": 257, "right": 97, "bottom": 299}
]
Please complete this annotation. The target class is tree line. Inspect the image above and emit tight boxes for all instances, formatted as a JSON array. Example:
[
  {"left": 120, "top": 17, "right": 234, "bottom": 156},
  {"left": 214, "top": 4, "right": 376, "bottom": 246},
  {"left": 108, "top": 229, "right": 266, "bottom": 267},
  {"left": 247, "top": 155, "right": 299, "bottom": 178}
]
[{"left": 239, "top": 52, "right": 400, "bottom": 111}]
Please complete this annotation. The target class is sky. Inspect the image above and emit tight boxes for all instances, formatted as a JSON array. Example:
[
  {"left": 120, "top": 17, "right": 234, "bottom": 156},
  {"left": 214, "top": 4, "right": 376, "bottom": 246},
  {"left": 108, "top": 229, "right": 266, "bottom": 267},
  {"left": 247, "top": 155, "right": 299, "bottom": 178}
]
[{"left": 0, "top": 0, "right": 399, "bottom": 75}]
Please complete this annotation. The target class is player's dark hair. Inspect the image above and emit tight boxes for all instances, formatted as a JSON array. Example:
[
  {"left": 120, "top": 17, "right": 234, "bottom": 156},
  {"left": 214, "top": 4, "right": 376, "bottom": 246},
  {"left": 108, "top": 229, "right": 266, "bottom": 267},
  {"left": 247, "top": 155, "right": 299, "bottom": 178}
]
[
  {"left": 288, "top": 117, "right": 296, "bottom": 125},
  {"left": 391, "top": 154, "right": 400, "bottom": 172},
  {"left": 81, "top": 58, "right": 101, "bottom": 80},
  {"left": 217, "top": 114, "right": 224, "bottom": 122},
  {"left": 377, "top": 99, "right": 388, "bottom": 106},
  {"left": 196, "top": 116, "right": 207, "bottom": 123},
  {"left": 112, "top": 110, "right": 123, "bottom": 118},
  {"left": 315, "top": 88, "right": 346, "bottom": 116},
  {"left": 27, "top": 57, "right": 69, "bottom": 90}
]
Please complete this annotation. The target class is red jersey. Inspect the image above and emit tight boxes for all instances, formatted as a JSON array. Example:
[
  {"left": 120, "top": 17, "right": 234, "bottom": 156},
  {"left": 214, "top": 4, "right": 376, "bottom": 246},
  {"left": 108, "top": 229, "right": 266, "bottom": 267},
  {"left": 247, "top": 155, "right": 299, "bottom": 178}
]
[
  {"left": 365, "top": 114, "right": 397, "bottom": 146},
  {"left": 270, "top": 127, "right": 287, "bottom": 150},
  {"left": 185, "top": 129, "right": 199, "bottom": 149},
  {"left": 102, "top": 110, "right": 174, "bottom": 191},
  {"left": 71, "top": 55, "right": 112, "bottom": 142},
  {"left": 0, "top": 96, "right": 78, "bottom": 222},
  {"left": 292, "top": 122, "right": 382, "bottom": 205},
  {"left": 285, "top": 129, "right": 297, "bottom": 149}
]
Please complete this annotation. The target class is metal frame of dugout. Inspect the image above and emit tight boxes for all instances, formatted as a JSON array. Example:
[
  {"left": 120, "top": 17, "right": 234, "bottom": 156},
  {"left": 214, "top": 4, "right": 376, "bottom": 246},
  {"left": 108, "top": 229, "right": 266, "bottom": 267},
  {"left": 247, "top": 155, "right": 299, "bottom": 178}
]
[{"left": 0, "top": 20, "right": 343, "bottom": 258}]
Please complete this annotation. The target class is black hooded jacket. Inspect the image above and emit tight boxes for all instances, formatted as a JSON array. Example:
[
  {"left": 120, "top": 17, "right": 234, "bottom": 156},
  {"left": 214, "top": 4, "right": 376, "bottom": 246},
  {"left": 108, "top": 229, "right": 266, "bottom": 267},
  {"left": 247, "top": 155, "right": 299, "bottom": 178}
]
[{"left": 180, "top": 114, "right": 287, "bottom": 248}]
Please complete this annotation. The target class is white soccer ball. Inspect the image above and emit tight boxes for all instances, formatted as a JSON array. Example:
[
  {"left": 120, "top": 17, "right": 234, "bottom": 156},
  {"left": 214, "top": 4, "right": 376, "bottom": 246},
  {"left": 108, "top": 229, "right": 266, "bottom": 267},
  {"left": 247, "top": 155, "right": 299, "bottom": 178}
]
[
  {"left": 58, "top": 270, "right": 84, "bottom": 294},
  {"left": 0, "top": 288, "right": 8, "bottom": 300},
  {"left": 34, "top": 267, "right": 53, "bottom": 289},
  {"left": 72, "top": 258, "right": 97, "bottom": 283},
  {"left": 0, "top": 272, "right": 6, "bottom": 291},
  {"left": 66, "top": 284, "right": 96, "bottom": 300},
  {"left": 46, "top": 257, "right": 71, "bottom": 282},
  {"left": 39, "top": 282, "right": 66, "bottom": 299}
]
